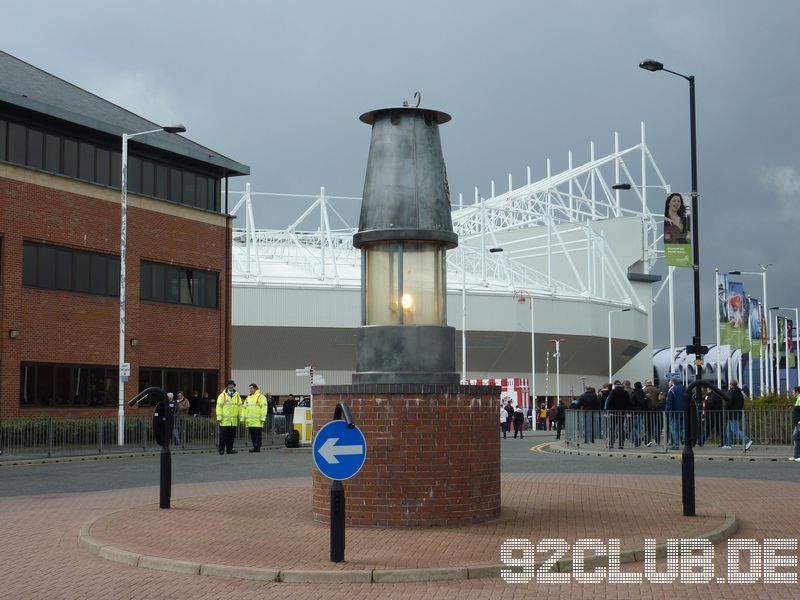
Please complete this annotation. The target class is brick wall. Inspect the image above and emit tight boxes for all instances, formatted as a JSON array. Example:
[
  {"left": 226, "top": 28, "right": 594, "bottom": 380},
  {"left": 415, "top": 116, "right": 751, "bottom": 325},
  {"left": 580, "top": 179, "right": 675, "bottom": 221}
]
[
  {"left": 0, "top": 165, "right": 230, "bottom": 420},
  {"left": 312, "top": 385, "right": 501, "bottom": 527}
]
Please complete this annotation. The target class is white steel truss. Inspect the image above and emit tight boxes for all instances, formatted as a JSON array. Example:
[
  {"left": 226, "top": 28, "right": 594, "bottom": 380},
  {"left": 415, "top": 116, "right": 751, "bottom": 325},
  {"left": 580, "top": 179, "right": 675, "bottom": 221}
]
[{"left": 229, "top": 123, "right": 669, "bottom": 310}]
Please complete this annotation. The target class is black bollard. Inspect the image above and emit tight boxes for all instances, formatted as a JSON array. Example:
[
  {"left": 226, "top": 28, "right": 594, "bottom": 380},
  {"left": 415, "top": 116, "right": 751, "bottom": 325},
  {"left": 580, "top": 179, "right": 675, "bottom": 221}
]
[
  {"left": 681, "top": 396, "right": 695, "bottom": 516},
  {"left": 160, "top": 443, "right": 172, "bottom": 509},
  {"left": 330, "top": 480, "right": 345, "bottom": 562}
]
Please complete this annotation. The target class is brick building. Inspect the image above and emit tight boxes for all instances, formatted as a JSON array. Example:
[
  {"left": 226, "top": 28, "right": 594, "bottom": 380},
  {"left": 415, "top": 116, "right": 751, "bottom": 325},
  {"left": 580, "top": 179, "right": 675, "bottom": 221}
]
[{"left": 0, "top": 51, "right": 248, "bottom": 420}]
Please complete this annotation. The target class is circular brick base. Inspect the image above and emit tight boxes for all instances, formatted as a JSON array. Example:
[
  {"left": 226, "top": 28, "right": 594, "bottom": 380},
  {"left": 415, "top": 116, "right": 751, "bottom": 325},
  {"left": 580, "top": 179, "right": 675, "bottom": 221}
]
[{"left": 311, "top": 384, "right": 500, "bottom": 527}]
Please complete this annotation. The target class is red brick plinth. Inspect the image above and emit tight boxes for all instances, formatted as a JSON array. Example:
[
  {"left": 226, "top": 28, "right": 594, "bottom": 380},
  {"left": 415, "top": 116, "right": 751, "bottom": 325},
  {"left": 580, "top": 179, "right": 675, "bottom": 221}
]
[{"left": 311, "top": 384, "right": 500, "bottom": 527}]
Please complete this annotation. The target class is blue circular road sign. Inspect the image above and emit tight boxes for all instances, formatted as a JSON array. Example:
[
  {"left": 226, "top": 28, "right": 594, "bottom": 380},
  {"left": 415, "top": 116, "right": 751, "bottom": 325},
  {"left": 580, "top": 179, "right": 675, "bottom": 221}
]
[{"left": 313, "top": 420, "right": 367, "bottom": 481}]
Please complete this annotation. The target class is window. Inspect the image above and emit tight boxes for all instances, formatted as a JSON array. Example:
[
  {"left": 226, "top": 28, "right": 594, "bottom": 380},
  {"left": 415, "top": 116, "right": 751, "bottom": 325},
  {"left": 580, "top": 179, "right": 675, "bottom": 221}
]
[
  {"left": 62, "top": 139, "right": 78, "bottom": 177},
  {"left": 20, "top": 362, "right": 118, "bottom": 407},
  {"left": 8, "top": 122, "right": 26, "bottom": 164},
  {"left": 45, "top": 134, "right": 61, "bottom": 172},
  {"left": 0, "top": 117, "right": 222, "bottom": 212},
  {"left": 0, "top": 119, "right": 7, "bottom": 161},
  {"left": 138, "top": 367, "right": 219, "bottom": 400},
  {"left": 23, "top": 242, "right": 119, "bottom": 297},
  {"left": 27, "top": 129, "right": 43, "bottom": 169},
  {"left": 140, "top": 260, "right": 218, "bottom": 308},
  {"left": 78, "top": 142, "right": 94, "bottom": 181}
]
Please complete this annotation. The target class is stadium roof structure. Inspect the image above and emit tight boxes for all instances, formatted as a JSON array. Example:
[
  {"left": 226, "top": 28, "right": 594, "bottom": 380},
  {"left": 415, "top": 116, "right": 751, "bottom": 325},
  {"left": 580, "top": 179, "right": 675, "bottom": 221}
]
[{"left": 230, "top": 123, "right": 668, "bottom": 311}]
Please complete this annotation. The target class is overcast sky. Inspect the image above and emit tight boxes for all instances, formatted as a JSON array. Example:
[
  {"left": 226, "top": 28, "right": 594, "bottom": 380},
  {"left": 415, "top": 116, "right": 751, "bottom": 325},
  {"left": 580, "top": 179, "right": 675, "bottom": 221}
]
[{"left": 5, "top": 0, "right": 800, "bottom": 348}]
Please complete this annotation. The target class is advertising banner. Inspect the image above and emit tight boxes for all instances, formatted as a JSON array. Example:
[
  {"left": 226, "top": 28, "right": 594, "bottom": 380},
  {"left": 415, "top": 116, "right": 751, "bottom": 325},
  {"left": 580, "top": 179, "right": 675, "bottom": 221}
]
[
  {"left": 726, "top": 280, "right": 748, "bottom": 351},
  {"left": 788, "top": 318, "right": 796, "bottom": 368},
  {"left": 664, "top": 193, "right": 692, "bottom": 267},
  {"left": 748, "top": 297, "right": 762, "bottom": 359},
  {"left": 718, "top": 274, "right": 730, "bottom": 346}
]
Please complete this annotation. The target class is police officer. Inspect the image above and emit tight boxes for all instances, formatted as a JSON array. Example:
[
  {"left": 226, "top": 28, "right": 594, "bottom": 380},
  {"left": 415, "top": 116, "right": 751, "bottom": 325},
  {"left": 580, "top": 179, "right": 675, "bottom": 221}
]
[
  {"left": 243, "top": 383, "right": 268, "bottom": 452},
  {"left": 216, "top": 380, "right": 242, "bottom": 454}
]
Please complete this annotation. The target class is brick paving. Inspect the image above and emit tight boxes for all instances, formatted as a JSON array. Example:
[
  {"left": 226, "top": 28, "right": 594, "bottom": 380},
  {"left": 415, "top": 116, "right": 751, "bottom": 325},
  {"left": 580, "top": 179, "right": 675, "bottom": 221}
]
[{"left": 0, "top": 472, "right": 799, "bottom": 598}]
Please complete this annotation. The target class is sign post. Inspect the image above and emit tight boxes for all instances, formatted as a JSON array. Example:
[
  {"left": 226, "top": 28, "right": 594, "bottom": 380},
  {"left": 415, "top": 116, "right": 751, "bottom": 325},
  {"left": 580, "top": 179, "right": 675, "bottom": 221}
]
[{"left": 313, "top": 414, "right": 366, "bottom": 563}]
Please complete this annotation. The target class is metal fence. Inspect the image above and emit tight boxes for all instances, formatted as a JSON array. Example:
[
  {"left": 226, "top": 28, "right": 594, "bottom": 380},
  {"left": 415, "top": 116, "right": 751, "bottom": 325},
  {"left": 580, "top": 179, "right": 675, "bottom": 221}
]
[
  {"left": 0, "top": 414, "right": 292, "bottom": 458},
  {"left": 564, "top": 408, "right": 794, "bottom": 451}
]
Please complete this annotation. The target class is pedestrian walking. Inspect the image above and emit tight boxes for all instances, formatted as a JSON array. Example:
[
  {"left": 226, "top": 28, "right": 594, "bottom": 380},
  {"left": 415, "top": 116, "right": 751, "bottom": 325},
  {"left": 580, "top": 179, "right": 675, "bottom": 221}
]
[
  {"left": 606, "top": 381, "right": 631, "bottom": 449},
  {"left": 791, "top": 386, "right": 800, "bottom": 462},
  {"left": 555, "top": 399, "right": 566, "bottom": 440},
  {"left": 723, "top": 381, "right": 753, "bottom": 450},
  {"left": 243, "top": 384, "right": 268, "bottom": 452},
  {"left": 512, "top": 405, "right": 525, "bottom": 438},
  {"left": 216, "top": 380, "right": 242, "bottom": 454},
  {"left": 665, "top": 378, "right": 685, "bottom": 450},
  {"left": 500, "top": 403, "right": 509, "bottom": 439},
  {"left": 172, "top": 390, "right": 189, "bottom": 445}
]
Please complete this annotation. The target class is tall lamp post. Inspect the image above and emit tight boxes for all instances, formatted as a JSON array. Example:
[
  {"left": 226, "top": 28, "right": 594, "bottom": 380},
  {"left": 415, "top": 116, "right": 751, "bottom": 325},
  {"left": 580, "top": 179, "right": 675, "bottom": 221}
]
[
  {"left": 608, "top": 308, "right": 631, "bottom": 382},
  {"left": 548, "top": 338, "right": 566, "bottom": 403},
  {"left": 118, "top": 124, "right": 186, "bottom": 446},
  {"left": 771, "top": 307, "right": 798, "bottom": 395},
  {"left": 640, "top": 58, "right": 702, "bottom": 517},
  {"left": 514, "top": 289, "right": 536, "bottom": 409},
  {"left": 729, "top": 266, "right": 771, "bottom": 394}
]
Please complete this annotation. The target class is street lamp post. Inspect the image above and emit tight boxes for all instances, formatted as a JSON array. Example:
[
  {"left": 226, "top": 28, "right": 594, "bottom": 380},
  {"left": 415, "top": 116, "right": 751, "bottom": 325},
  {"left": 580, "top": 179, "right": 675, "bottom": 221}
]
[
  {"left": 729, "top": 266, "right": 771, "bottom": 394},
  {"left": 118, "top": 124, "right": 186, "bottom": 446},
  {"left": 770, "top": 307, "right": 798, "bottom": 396},
  {"left": 548, "top": 338, "right": 566, "bottom": 403},
  {"left": 640, "top": 58, "right": 701, "bottom": 517},
  {"left": 608, "top": 308, "right": 631, "bottom": 382},
  {"left": 514, "top": 290, "right": 536, "bottom": 410}
]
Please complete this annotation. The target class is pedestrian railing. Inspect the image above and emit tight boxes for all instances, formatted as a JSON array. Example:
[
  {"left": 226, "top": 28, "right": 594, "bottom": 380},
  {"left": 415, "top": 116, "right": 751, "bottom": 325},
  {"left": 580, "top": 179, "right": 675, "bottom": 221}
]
[
  {"left": 563, "top": 407, "right": 794, "bottom": 451},
  {"left": 0, "top": 414, "right": 290, "bottom": 458}
]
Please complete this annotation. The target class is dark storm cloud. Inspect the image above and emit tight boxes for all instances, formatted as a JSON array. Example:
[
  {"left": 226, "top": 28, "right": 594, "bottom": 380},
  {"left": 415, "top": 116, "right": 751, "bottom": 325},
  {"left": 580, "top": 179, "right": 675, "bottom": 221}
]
[{"left": 5, "top": 0, "right": 800, "bottom": 346}]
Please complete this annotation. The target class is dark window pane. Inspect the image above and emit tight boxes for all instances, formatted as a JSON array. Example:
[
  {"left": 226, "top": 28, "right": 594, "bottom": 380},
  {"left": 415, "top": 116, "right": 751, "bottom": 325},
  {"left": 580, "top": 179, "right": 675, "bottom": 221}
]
[
  {"left": 140, "top": 262, "right": 152, "bottom": 300},
  {"left": 63, "top": 139, "right": 78, "bottom": 177},
  {"left": 180, "top": 269, "right": 192, "bottom": 304},
  {"left": 89, "top": 368, "right": 107, "bottom": 406},
  {"left": 107, "top": 257, "right": 120, "bottom": 296},
  {"left": 151, "top": 262, "right": 165, "bottom": 301},
  {"left": 8, "top": 122, "right": 26, "bottom": 164},
  {"left": 166, "top": 266, "right": 181, "bottom": 303},
  {"left": 75, "top": 252, "right": 90, "bottom": 293},
  {"left": 205, "top": 372, "right": 218, "bottom": 398},
  {"left": 211, "top": 179, "right": 219, "bottom": 211},
  {"left": 141, "top": 161, "right": 155, "bottom": 196},
  {"left": 205, "top": 272, "right": 218, "bottom": 308},
  {"left": 22, "top": 243, "right": 37, "bottom": 286},
  {"left": 54, "top": 366, "right": 70, "bottom": 405},
  {"left": 183, "top": 172, "right": 196, "bottom": 206},
  {"left": 56, "top": 248, "right": 72, "bottom": 290},
  {"left": 195, "top": 176, "right": 208, "bottom": 209},
  {"left": 89, "top": 254, "right": 107, "bottom": 294},
  {"left": 37, "top": 365, "right": 55, "bottom": 405},
  {"left": 192, "top": 272, "right": 204, "bottom": 306},
  {"left": 37, "top": 245, "right": 56, "bottom": 289},
  {"left": 169, "top": 168, "right": 182, "bottom": 202},
  {"left": 45, "top": 134, "right": 61, "bottom": 172},
  {"left": 128, "top": 156, "right": 142, "bottom": 194},
  {"left": 27, "top": 129, "right": 43, "bottom": 169},
  {"left": 0, "top": 119, "right": 7, "bottom": 162},
  {"left": 78, "top": 142, "right": 94, "bottom": 181},
  {"left": 110, "top": 151, "right": 121, "bottom": 188},
  {"left": 155, "top": 165, "right": 168, "bottom": 198},
  {"left": 73, "top": 367, "right": 89, "bottom": 404},
  {"left": 165, "top": 370, "right": 179, "bottom": 395},
  {"left": 96, "top": 148, "right": 111, "bottom": 185}
]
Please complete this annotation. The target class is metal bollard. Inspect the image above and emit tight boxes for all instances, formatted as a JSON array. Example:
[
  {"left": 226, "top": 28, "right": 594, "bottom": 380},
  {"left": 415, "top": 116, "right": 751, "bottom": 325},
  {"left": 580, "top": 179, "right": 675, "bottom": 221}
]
[{"left": 330, "top": 480, "right": 345, "bottom": 562}]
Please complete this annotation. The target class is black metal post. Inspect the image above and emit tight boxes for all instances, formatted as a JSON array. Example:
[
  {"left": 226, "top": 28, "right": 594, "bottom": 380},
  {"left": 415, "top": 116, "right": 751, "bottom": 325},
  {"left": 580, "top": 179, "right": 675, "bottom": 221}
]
[
  {"left": 160, "top": 442, "right": 172, "bottom": 509},
  {"left": 682, "top": 74, "right": 699, "bottom": 517},
  {"left": 330, "top": 480, "right": 345, "bottom": 562}
]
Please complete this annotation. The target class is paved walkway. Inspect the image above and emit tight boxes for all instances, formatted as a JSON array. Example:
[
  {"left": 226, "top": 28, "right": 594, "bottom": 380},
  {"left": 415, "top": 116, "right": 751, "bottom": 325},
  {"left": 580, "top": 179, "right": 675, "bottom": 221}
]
[{"left": 2, "top": 470, "right": 800, "bottom": 597}]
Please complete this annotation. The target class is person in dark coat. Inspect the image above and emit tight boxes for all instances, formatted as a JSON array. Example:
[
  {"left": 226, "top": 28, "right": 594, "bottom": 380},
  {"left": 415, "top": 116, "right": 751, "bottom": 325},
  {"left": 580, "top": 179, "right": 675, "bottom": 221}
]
[
  {"left": 606, "top": 380, "right": 631, "bottom": 449},
  {"left": 665, "top": 378, "right": 686, "bottom": 450},
  {"left": 555, "top": 400, "right": 566, "bottom": 440},
  {"left": 578, "top": 387, "right": 598, "bottom": 443},
  {"left": 282, "top": 394, "right": 298, "bottom": 436},
  {"left": 630, "top": 381, "right": 647, "bottom": 447},
  {"left": 512, "top": 405, "right": 525, "bottom": 439},
  {"left": 723, "top": 381, "right": 752, "bottom": 450}
]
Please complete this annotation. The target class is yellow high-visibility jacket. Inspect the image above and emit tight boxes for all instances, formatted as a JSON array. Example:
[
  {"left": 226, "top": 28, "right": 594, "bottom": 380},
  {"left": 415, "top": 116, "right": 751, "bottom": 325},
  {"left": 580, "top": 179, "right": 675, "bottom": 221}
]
[
  {"left": 216, "top": 390, "right": 242, "bottom": 426},
  {"left": 242, "top": 392, "right": 267, "bottom": 428}
]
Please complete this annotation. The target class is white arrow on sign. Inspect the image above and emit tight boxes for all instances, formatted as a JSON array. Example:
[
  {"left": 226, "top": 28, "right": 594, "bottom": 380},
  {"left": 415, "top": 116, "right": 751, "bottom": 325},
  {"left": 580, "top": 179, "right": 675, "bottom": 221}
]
[{"left": 318, "top": 437, "right": 364, "bottom": 464}]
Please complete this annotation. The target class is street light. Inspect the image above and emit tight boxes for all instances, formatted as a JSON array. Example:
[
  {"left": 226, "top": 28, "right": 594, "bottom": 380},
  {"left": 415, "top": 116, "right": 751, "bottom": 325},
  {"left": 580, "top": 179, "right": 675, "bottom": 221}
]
[
  {"left": 640, "top": 58, "right": 700, "bottom": 518},
  {"left": 770, "top": 306, "right": 798, "bottom": 395},
  {"left": 118, "top": 124, "right": 186, "bottom": 446},
  {"left": 548, "top": 338, "right": 566, "bottom": 403},
  {"left": 729, "top": 266, "right": 772, "bottom": 394},
  {"left": 608, "top": 308, "right": 631, "bottom": 382},
  {"left": 514, "top": 290, "right": 536, "bottom": 410}
]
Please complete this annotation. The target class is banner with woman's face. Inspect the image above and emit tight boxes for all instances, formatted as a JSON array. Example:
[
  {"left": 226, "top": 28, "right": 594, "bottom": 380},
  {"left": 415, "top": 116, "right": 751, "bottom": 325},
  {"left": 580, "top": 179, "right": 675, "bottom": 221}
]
[{"left": 663, "top": 193, "right": 692, "bottom": 267}]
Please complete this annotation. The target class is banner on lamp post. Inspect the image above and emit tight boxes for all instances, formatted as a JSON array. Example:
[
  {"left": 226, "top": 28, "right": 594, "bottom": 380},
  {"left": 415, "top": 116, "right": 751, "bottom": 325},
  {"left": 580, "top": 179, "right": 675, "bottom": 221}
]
[
  {"left": 664, "top": 192, "right": 692, "bottom": 267},
  {"left": 748, "top": 298, "right": 762, "bottom": 359},
  {"left": 726, "top": 280, "right": 748, "bottom": 351}
]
